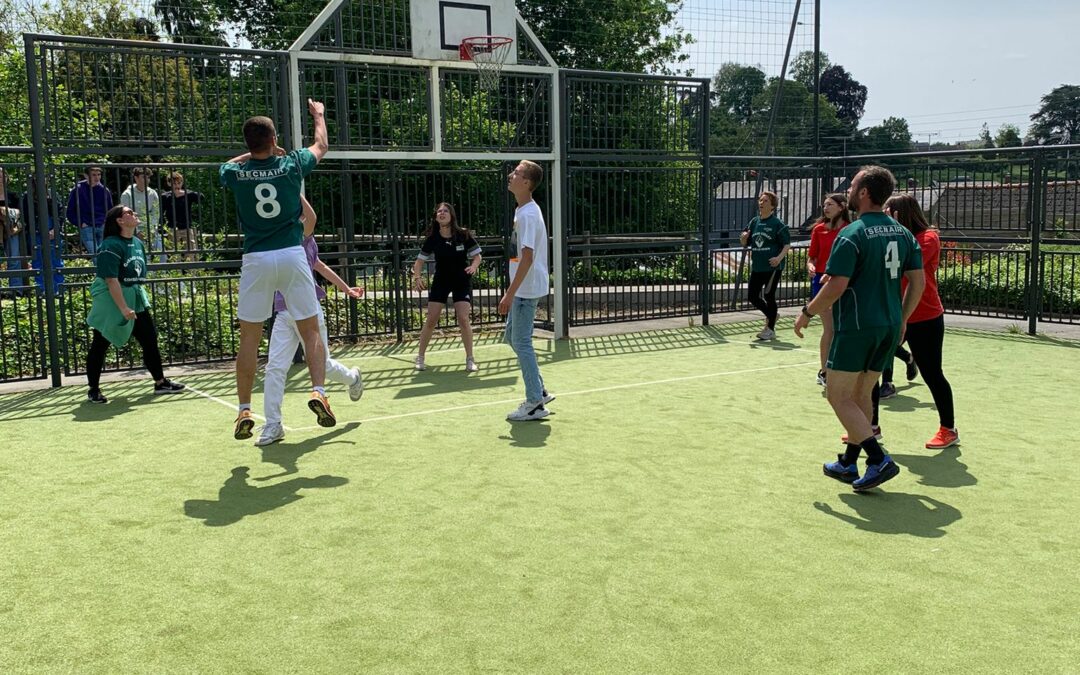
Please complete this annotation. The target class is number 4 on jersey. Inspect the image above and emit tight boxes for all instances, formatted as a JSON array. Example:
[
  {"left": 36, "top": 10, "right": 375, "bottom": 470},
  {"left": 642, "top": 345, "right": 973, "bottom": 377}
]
[{"left": 884, "top": 240, "right": 901, "bottom": 279}]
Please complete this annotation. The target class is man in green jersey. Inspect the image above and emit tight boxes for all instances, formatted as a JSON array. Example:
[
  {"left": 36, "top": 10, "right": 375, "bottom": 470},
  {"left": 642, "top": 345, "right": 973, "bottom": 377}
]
[
  {"left": 220, "top": 99, "right": 331, "bottom": 440},
  {"left": 794, "top": 166, "right": 925, "bottom": 491}
]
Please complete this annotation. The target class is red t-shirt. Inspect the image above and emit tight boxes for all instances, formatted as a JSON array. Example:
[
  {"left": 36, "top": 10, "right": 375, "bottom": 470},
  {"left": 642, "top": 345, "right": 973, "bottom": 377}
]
[
  {"left": 808, "top": 221, "right": 844, "bottom": 273},
  {"left": 903, "top": 229, "right": 945, "bottom": 323}
]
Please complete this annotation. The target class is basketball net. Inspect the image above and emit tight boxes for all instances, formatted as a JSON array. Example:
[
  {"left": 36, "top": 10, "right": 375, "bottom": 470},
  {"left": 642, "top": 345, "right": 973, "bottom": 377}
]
[{"left": 460, "top": 36, "right": 513, "bottom": 91}]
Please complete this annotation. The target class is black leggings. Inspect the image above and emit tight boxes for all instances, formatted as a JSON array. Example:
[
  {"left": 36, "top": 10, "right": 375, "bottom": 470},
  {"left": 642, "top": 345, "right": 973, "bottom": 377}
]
[
  {"left": 87, "top": 310, "right": 165, "bottom": 389},
  {"left": 906, "top": 315, "right": 955, "bottom": 429},
  {"left": 871, "top": 315, "right": 955, "bottom": 429},
  {"left": 747, "top": 270, "right": 780, "bottom": 329},
  {"left": 882, "top": 345, "right": 912, "bottom": 383}
]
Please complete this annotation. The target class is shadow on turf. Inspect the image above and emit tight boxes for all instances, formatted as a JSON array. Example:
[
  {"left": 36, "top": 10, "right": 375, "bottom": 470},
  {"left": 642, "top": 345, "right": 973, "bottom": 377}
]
[
  {"left": 814, "top": 492, "right": 962, "bottom": 538},
  {"left": 499, "top": 420, "right": 552, "bottom": 448},
  {"left": 891, "top": 447, "right": 976, "bottom": 488},
  {"left": 183, "top": 466, "right": 348, "bottom": 527},
  {"left": 254, "top": 422, "right": 360, "bottom": 481}
]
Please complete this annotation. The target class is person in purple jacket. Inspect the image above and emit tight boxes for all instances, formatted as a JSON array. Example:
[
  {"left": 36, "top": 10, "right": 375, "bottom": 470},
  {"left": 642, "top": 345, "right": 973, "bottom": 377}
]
[
  {"left": 66, "top": 165, "right": 113, "bottom": 257},
  {"left": 256, "top": 195, "right": 366, "bottom": 447}
]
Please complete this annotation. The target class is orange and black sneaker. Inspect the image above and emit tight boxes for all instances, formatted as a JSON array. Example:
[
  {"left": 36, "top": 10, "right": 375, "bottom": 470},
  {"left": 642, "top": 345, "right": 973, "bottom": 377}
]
[
  {"left": 308, "top": 392, "right": 337, "bottom": 428},
  {"left": 234, "top": 409, "right": 255, "bottom": 440},
  {"left": 926, "top": 426, "right": 959, "bottom": 449}
]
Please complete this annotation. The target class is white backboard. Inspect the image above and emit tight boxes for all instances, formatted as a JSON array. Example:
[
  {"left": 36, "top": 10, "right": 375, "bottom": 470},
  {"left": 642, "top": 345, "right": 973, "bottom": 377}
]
[{"left": 410, "top": 0, "right": 518, "bottom": 63}]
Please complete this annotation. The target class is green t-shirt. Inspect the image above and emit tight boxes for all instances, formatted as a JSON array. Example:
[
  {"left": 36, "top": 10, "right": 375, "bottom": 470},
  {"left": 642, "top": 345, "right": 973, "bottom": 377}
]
[
  {"left": 746, "top": 214, "right": 790, "bottom": 273},
  {"left": 825, "top": 212, "right": 923, "bottom": 333},
  {"left": 96, "top": 235, "right": 148, "bottom": 287},
  {"left": 220, "top": 148, "right": 318, "bottom": 254}
]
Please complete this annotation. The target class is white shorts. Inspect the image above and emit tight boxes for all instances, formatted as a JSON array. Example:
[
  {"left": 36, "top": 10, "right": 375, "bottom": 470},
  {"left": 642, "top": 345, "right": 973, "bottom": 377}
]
[{"left": 237, "top": 246, "right": 320, "bottom": 323}]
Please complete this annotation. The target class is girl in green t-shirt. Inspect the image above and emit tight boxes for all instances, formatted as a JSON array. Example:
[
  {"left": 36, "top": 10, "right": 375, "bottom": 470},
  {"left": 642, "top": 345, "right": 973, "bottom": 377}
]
[{"left": 85, "top": 205, "right": 184, "bottom": 403}]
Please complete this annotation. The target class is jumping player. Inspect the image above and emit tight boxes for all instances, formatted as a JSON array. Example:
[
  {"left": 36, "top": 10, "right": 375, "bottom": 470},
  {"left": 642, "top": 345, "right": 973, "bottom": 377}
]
[
  {"left": 794, "top": 166, "right": 925, "bottom": 491},
  {"left": 221, "top": 99, "right": 332, "bottom": 440}
]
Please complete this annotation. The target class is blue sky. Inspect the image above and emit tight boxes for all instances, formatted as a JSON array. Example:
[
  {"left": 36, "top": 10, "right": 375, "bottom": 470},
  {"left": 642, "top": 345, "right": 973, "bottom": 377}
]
[{"left": 677, "top": 0, "right": 1080, "bottom": 142}]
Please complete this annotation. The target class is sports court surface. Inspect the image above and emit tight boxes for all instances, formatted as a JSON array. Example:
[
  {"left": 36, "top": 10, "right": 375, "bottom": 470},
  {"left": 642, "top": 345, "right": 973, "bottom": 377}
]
[{"left": 2, "top": 320, "right": 1078, "bottom": 672}]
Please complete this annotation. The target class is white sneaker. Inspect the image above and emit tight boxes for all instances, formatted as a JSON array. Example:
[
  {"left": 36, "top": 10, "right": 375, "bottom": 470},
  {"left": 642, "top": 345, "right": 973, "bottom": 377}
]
[
  {"left": 756, "top": 328, "right": 776, "bottom": 341},
  {"left": 542, "top": 390, "right": 555, "bottom": 405},
  {"left": 506, "top": 401, "right": 549, "bottom": 421},
  {"left": 465, "top": 357, "right": 479, "bottom": 372},
  {"left": 414, "top": 355, "right": 426, "bottom": 371},
  {"left": 254, "top": 423, "right": 285, "bottom": 446},
  {"left": 348, "top": 367, "right": 364, "bottom": 401}
]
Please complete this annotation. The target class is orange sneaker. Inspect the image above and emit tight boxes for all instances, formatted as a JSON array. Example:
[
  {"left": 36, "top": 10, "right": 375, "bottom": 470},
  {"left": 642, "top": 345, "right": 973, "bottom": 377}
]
[
  {"left": 926, "top": 426, "right": 959, "bottom": 449},
  {"left": 841, "top": 425, "right": 882, "bottom": 444},
  {"left": 308, "top": 391, "right": 337, "bottom": 428},
  {"left": 234, "top": 409, "right": 255, "bottom": 440}
]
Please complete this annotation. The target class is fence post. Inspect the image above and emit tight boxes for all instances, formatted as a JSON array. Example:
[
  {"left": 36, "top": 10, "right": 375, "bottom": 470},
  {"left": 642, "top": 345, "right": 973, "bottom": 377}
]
[
  {"left": 24, "top": 35, "right": 62, "bottom": 387},
  {"left": 699, "top": 80, "right": 711, "bottom": 326},
  {"left": 388, "top": 164, "right": 404, "bottom": 342},
  {"left": 556, "top": 69, "right": 571, "bottom": 337},
  {"left": 1027, "top": 153, "right": 1044, "bottom": 336}
]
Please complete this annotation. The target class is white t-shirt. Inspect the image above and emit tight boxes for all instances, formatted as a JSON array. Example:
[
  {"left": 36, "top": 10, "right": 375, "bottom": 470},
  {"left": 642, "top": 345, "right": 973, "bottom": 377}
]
[{"left": 509, "top": 200, "right": 549, "bottom": 299}]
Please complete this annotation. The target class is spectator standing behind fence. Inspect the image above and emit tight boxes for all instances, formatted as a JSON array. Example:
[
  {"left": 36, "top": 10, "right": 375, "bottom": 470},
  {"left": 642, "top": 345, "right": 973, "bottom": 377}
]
[
  {"left": 66, "top": 165, "right": 112, "bottom": 257},
  {"left": 806, "top": 192, "right": 849, "bottom": 385},
  {"left": 22, "top": 174, "right": 65, "bottom": 291},
  {"left": 740, "top": 190, "right": 790, "bottom": 341},
  {"left": 85, "top": 205, "right": 185, "bottom": 404},
  {"left": 120, "top": 168, "right": 163, "bottom": 263},
  {"left": 1, "top": 170, "right": 25, "bottom": 294},
  {"left": 160, "top": 171, "right": 202, "bottom": 262},
  {"left": 411, "top": 202, "right": 483, "bottom": 373}
]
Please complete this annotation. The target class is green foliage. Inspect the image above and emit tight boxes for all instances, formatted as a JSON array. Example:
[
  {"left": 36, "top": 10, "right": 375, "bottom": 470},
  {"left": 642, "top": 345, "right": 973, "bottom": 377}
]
[
  {"left": 818, "top": 64, "right": 867, "bottom": 128},
  {"left": 519, "top": 0, "right": 691, "bottom": 74},
  {"left": 858, "top": 117, "right": 913, "bottom": 155},
  {"left": 712, "top": 63, "right": 766, "bottom": 125},
  {"left": 1029, "top": 84, "right": 1080, "bottom": 145},
  {"left": 995, "top": 124, "right": 1023, "bottom": 148},
  {"left": 790, "top": 50, "right": 831, "bottom": 92}
]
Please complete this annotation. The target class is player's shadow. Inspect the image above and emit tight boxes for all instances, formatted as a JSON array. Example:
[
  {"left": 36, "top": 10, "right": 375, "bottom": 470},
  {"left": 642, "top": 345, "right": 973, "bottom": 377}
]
[
  {"left": 391, "top": 372, "right": 520, "bottom": 400},
  {"left": 879, "top": 386, "right": 936, "bottom": 413},
  {"left": 813, "top": 492, "right": 962, "bottom": 538},
  {"left": 183, "top": 466, "right": 348, "bottom": 527},
  {"left": 891, "top": 447, "right": 976, "bottom": 488},
  {"left": 499, "top": 420, "right": 552, "bottom": 448},
  {"left": 70, "top": 395, "right": 141, "bottom": 421},
  {"left": 254, "top": 421, "right": 360, "bottom": 481}
]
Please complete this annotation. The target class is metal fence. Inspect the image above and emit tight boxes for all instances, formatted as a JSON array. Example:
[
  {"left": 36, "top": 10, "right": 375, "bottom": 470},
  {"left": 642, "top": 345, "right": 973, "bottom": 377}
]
[{"left": 5, "top": 32, "right": 1080, "bottom": 387}]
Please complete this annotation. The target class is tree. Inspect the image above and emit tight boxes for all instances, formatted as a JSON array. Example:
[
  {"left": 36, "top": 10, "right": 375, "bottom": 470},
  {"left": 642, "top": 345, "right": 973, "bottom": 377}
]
[
  {"left": 517, "top": 0, "right": 691, "bottom": 73},
  {"left": 995, "top": 123, "right": 1023, "bottom": 148},
  {"left": 978, "top": 123, "right": 994, "bottom": 149},
  {"left": 859, "top": 117, "right": 912, "bottom": 155},
  {"left": 790, "top": 50, "right": 830, "bottom": 91},
  {"left": 1029, "top": 84, "right": 1080, "bottom": 144},
  {"left": 819, "top": 64, "right": 867, "bottom": 128},
  {"left": 712, "top": 63, "right": 766, "bottom": 124}
]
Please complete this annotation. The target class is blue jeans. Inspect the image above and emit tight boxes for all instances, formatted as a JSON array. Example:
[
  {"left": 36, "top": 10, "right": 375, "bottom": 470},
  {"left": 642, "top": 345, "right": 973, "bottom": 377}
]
[
  {"left": 505, "top": 296, "right": 544, "bottom": 403},
  {"left": 80, "top": 224, "right": 104, "bottom": 256}
]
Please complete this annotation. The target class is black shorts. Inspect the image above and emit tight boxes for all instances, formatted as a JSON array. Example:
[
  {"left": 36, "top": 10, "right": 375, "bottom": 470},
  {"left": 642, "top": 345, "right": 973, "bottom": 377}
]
[{"left": 428, "top": 276, "right": 472, "bottom": 304}]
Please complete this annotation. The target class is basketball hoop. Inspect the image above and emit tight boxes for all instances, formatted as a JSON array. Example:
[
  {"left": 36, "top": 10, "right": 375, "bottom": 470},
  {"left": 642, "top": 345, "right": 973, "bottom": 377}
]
[{"left": 459, "top": 36, "right": 513, "bottom": 91}]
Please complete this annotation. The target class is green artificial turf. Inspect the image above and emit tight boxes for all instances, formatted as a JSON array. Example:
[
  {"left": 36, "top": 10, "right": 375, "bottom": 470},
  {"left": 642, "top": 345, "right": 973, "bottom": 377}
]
[{"left": 1, "top": 321, "right": 1077, "bottom": 673}]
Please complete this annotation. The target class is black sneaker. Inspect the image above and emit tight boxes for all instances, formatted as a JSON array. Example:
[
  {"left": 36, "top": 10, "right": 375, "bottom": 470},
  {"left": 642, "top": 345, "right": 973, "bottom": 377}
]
[
  {"left": 87, "top": 388, "right": 108, "bottom": 404},
  {"left": 154, "top": 378, "right": 186, "bottom": 394},
  {"left": 879, "top": 382, "right": 897, "bottom": 399},
  {"left": 906, "top": 359, "right": 918, "bottom": 382}
]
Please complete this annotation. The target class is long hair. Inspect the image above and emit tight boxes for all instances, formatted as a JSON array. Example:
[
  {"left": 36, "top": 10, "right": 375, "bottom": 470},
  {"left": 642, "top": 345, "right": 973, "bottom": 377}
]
[
  {"left": 423, "top": 202, "right": 470, "bottom": 240},
  {"left": 103, "top": 205, "right": 128, "bottom": 239},
  {"left": 818, "top": 192, "right": 851, "bottom": 231},
  {"left": 884, "top": 194, "right": 930, "bottom": 235}
]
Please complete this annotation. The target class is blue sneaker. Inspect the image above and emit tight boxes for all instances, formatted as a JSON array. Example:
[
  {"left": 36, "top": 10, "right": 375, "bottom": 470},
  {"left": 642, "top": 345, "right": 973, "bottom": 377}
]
[
  {"left": 823, "top": 455, "right": 859, "bottom": 483},
  {"left": 852, "top": 456, "right": 900, "bottom": 491}
]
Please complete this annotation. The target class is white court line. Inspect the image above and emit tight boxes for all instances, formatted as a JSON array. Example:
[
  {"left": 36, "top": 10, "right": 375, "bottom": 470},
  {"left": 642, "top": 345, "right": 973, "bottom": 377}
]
[
  {"left": 288, "top": 359, "right": 818, "bottom": 432},
  {"left": 184, "top": 385, "right": 295, "bottom": 432}
]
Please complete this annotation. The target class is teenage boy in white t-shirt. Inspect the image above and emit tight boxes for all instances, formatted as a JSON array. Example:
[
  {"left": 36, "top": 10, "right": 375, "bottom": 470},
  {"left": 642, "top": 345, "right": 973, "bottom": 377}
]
[{"left": 499, "top": 160, "right": 554, "bottom": 421}]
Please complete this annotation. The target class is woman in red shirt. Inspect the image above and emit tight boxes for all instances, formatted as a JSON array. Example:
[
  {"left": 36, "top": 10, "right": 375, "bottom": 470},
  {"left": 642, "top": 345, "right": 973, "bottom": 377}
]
[
  {"left": 884, "top": 194, "right": 958, "bottom": 449},
  {"left": 806, "top": 192, "right": 848, "bottom": 385}
]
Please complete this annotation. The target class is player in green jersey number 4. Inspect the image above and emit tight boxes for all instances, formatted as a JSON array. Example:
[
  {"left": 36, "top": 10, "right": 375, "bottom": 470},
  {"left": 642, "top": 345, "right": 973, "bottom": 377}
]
[
  {"left": 220, "top": 99, "right": 331, "bottom": 440},
  {"left": 794, "top": 166, "right": 926, "bottom": 491}
]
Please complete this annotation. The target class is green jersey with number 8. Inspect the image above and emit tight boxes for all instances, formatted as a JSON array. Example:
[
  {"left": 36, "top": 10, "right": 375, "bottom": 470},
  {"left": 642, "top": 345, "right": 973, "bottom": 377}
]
[
  {"left": 824, "top": 212, "right": 922, "bottom": 333},
  {"left": 220, "top": 148, "right": 317, "bottom": 254}
]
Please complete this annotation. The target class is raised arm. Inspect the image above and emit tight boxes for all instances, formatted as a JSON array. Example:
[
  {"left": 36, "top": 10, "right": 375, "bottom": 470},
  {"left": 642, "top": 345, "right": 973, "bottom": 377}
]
[{"left": 307, "top": 99, "right": 329, "bottom": 163}]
